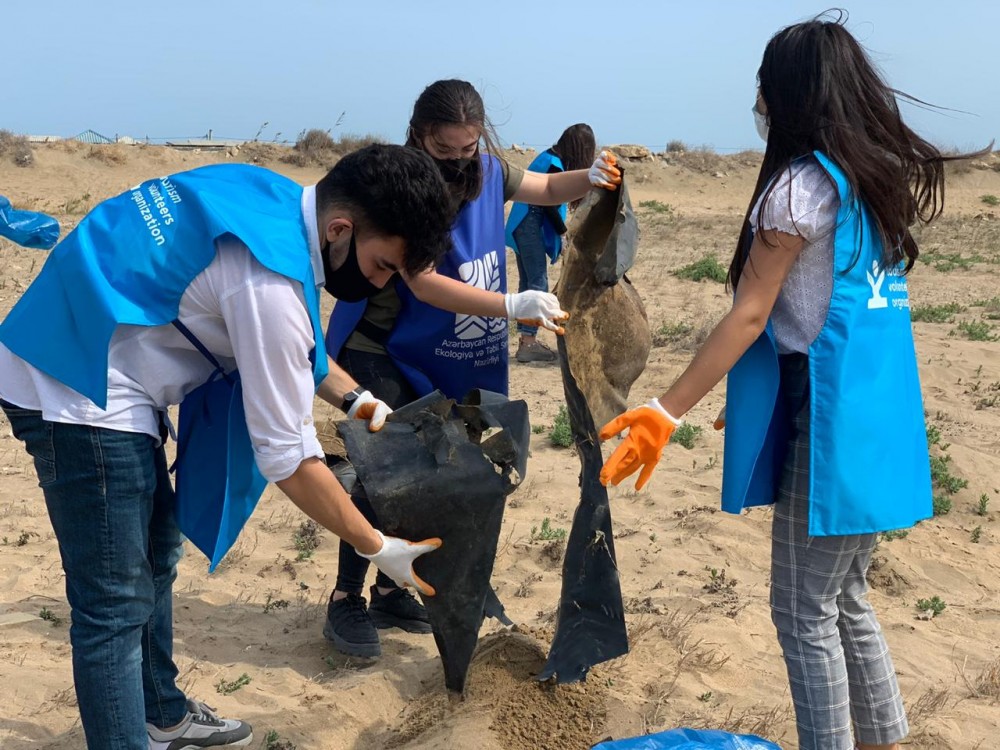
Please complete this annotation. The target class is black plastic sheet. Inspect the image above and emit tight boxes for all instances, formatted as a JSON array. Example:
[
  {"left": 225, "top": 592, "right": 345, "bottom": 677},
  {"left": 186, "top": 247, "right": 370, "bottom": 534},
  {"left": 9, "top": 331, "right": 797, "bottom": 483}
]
[{"left": 338, "top": 389, "right": 527, "bottom": 694}]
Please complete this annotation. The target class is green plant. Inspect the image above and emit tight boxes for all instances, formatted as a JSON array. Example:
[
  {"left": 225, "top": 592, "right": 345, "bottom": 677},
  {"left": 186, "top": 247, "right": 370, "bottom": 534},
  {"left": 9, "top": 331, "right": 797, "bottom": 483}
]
[
  {"left": 39, "top": 607, "right": 63, "bottom": 626},
  {"left": 926, "top": 423, "right": 942, "bottom": 447},
  {"left": 932, "top": 495, "right": 952, "bottom": 516},
  {"left": 15, "top": 530, "right": 33, "bottom": 547},
  {"left": 698, "top": 691, "right": 714, "bottom": 702},
  {"left": 971, "top": 526, "right": 983, "bottom": 544},
  {"left": 911, "top": 303, "right": 965, "bottom": 324},
  {"left": 674, "top": 256, "right": 728, "bottom": 283},
  {"left": 639, "top": 199, "right": 674, "bottom": 217},
  {"left": 915, "top": 596, "right": 946, "bottom": 617},
  {"left": 530, "top": 517, "right": 567, "bottom": 543},
  {"left": 665, "top": 140, "right": 687, "bottom": 153},
  {"left": 215, "top": 672, "right": 252, "bottom": 695},
  {"left": 977, "top": 494, "right": 990, "bottom": 516},
  {"left": 263, "top": 729, "right": 297, "bottom": 750},
  {"left": 531, "top": 424, "right": 546, "bottom": 434},
  {"left": 672, "top": 422, "right": 702, "bottom": 450},
  {"left": 955, "top": 320, "right": 998, "bottom": 341},
  {"left": 263, "top": 594, "right": 290, "bottom": 614},
  {"left": 652, "top": 321, "right": 693, "bottom": 348},
  {"left": 293, "top": 520, "right": 321, "bottom": 561},
  {"left": 930, "top": 453, "right": 968, "bottom": 496},
  {"left": 549, "top": 405, "right": 573, "bottom": 448},
  {"left": 880, "top": 529, "right": 910, "bottom": 541},
  {"left": 981, "top": 194, "right": 1000, "bottom": 207}
]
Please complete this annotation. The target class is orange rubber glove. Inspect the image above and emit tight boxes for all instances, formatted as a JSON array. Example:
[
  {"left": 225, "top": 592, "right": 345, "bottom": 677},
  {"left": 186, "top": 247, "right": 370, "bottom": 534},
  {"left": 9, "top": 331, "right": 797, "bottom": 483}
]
[
  {"left": 588, "top": 150, "right": 622, "bottom": 189},
  {"left": 713, "top": 405, "right": 725, "bottom": 431},
  {"left": 598, "top": 398, "right": 682, "bottom": 490},
  {"left": 346, "top": 390, "right": 392, "bottom": 431}
]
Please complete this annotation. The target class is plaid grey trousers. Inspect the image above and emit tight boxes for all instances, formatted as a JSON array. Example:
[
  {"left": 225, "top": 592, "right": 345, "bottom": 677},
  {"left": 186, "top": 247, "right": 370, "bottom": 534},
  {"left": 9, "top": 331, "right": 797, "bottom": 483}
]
[{"left": 770, "top": 354, "right": 908, "bottom": 749}]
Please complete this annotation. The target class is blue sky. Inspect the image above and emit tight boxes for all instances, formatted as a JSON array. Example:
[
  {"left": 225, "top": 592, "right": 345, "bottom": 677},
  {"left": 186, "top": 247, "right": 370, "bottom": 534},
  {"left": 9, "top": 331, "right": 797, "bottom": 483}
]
[{"left": 4, "top": 1, "right": 996, "bottom": 152}]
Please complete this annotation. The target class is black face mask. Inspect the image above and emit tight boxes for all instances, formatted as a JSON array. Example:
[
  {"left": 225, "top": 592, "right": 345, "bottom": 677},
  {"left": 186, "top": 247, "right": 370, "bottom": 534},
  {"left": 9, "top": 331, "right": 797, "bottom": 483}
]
[
  {"left": 321, "top": 232, "right": 381, "bottom": 302},
  {"left": 434, "top": 156, "right": 474, "bottom": 184}
]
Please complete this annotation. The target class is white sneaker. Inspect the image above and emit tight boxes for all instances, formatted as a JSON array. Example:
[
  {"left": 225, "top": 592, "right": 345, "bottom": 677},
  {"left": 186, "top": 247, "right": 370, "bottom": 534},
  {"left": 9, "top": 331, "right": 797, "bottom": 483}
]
[{"left": 147, "top": 699, "right": 252, "bottom": 749}]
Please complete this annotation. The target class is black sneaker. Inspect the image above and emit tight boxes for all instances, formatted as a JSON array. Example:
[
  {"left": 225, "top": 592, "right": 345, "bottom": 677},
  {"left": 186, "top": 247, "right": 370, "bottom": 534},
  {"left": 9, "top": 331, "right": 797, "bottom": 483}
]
[
  {"left": 368, "top": 585, "right": 433, "bottom": 634},
  {"left": 322, "top": 593, "right": 381, "bottom": 658}
]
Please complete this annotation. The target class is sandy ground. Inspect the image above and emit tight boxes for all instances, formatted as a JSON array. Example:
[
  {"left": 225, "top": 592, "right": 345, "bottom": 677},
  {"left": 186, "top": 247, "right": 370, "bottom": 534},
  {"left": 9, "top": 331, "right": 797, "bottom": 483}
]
[{"left": 1, "top": 141, "right": 999, "bottom": 749}]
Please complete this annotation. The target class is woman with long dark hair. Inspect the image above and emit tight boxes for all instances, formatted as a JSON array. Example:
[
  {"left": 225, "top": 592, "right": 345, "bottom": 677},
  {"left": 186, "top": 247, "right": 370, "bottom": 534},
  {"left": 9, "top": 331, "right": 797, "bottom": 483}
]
[
  {"left": 599, "top": 14, "right": 983, "bottom": 750},
  {"left": 505, "top": 123, "right": 597, "bottom": 362},
  {"left": 322, "top": 80, "right": 619, "bottom": 659}
]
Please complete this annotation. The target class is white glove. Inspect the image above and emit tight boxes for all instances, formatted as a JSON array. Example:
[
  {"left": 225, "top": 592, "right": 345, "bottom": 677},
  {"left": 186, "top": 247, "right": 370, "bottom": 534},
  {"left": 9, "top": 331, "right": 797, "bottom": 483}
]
[
  {"left": 346, "top": 390, "right": 392, "bottom": 431},
  {"left": 503, "top": 291, "right": 569, "bottom": 334},
  {"left": 359, "top": 530, "right": 442, "bottom": 596},
  {"left": 588, "top": 149, "right": 622, "bottom": 190}
]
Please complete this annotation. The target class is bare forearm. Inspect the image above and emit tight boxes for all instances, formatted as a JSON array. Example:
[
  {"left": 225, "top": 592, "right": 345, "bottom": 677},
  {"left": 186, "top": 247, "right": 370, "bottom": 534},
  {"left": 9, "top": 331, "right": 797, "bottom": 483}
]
[
  {"left": 276, "top": 456, "right": 381, "bottom": 554},
  {"left": 406, "top": 272, "right": 506, "bottom": 316},
  {"left": 659, "top": 311, "right": 764, "bottom": 418},
  {"left": 316, "top": 356, "right": 360, "bottom": 407}
]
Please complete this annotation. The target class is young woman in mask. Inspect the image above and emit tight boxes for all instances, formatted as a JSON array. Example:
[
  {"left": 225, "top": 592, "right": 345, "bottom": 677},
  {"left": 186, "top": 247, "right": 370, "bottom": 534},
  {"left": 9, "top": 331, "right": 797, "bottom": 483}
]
[
  {"left": 505, "top": 123, "right": 597, "bottom": 363},
  {"left": 598, "top": 15, "right": 983, "bottom": 750},
  {"left": 321, "top": 79, "right": 620, "bottom": 659}
]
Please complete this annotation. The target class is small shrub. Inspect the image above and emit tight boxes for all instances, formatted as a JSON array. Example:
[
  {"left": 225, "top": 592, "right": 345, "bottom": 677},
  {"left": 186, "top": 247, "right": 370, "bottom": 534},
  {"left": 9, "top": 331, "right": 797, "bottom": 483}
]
[
  {"left": 971, "top": 525, "right": 983, "bottom": 544},
  {"left": 0, "top": 130, "right": 34, "bottom": 167},
  {"left": 215, "top": 673, "right": 252, "bottom": 695},
  {"left": 530, "top": 517, "right": 567, "bottom": 542},
  {"left": 915, "top": 596, "right": 946, "bottom": 617},
  {"left": 926, "top": 423, "right": 942, "bottom": 447},
  {"left": 672, "top": 422, "right": 702, "bottom": 450},
  {"left": 674, "top": 255, "right": 728, "bottom": 283},
  {"left": 293, "top": 520, "right": 321, "bottom": 561},
  {"left": 39, "top": 607, "right": 63, "bottom": 626},
  {"left": 911, "top": 303, "right": 965, "bottom": 324},
  {"left": 531, "top": 424, "right": 545, "bottom": 434},
  {"left": 638, "top": 199, "right": 674, "bottom": 217},
  {"left": 264, "top": 730, "right": 297, "bottom": 750},
  {"left": 955, "top": 320, "right": 997, "bottom": 341},
  {"left": 977, "top": 494, "right": 990, "bottom": 516},
  {"left": 880, "top": 529, "right": 910, "bottom": 542},
  {"left": 549, "top": 405, "right": 573, "bottom": 448},
  {"left": 932, "top": 495, "right": 952, "bottom": 516},
  {"left": 930, "top": 453, "right": 968, "bottom": 495},
  {"left": 263, "top": 593, "right": 290, "bottom": 614},
  {"left": 652, "top": 321, "right": 693, "bottom": 347},
  {"left": 981, "top": 194, "right": 1000, "bottom": 207},
  {"left": 665, "top": 140, "right": 687, "bottom": 153}
]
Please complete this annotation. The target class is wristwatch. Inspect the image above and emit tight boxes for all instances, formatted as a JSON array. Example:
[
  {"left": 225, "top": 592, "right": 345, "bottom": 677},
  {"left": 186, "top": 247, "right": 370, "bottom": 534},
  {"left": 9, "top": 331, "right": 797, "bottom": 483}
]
[{"left": 339, "top": 386, "right": 368, "bottom": 414}]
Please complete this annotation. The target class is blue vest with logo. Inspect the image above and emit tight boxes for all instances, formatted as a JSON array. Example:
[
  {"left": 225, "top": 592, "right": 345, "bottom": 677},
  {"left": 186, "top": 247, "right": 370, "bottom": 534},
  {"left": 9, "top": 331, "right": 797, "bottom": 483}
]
[
  {"left": 0, "top": 164, "right": 328, "bottom": 569},
  {"left": 327, "top": 153, "right": 509, "bottom": 399},
  {"left": 505, "top": 149, "right": 566, "bottom": 263},
  {"left": 721, "top": 152, "right": 932, "bottom": 536}
]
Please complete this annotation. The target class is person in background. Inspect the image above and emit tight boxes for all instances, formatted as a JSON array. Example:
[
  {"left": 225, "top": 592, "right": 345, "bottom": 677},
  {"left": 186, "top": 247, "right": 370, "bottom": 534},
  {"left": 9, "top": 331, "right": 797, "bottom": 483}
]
[
  {"left": 597, "top": 14, "right": 984, "bottom": 750},
  {"left": 322, "top": 79, "right": 620, "bottom": 659},
  {"left": 505, "top": 123, "right": 597, "bottom": 363}
]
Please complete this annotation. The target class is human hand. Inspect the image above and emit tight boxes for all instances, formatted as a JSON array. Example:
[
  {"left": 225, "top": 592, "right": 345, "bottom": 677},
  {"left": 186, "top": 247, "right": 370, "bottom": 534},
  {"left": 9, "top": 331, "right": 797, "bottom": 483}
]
[
  {"left": 346, "top": 390, "right": 392, "bottom": 431},
  {"left": 504, "top": 291, "right": 569, "bottom": 334},
  {"left": 598, "top": 398, "right": 682, "bottom": 490},
  {"left": 588, "top": 150, "right": 622, "bottom": 190},
  {"left": 359, "top": 531, "right": 442, "bottom": 596}
]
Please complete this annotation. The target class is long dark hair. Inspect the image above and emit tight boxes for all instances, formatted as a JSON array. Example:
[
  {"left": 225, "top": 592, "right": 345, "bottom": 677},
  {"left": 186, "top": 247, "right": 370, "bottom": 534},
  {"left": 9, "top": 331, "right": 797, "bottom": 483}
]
[
  {"left": 552, "top": 123, "right": 596, "bottom": 209},
  {"left": 730, "top": 11, "right": 982, "bottom": 289},
  {"left": 405, "top": 79, "right": 503, "bottom": 206}
]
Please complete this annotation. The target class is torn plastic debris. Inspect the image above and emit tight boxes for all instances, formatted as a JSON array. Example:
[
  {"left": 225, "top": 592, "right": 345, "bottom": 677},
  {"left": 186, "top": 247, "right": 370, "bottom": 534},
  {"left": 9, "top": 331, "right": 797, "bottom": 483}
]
[
  {"left": 338, "top": 389, "right": 528, "bottom": 694},
  {"left": 0, "top": 195, "right": 60, "bottom": 249}
]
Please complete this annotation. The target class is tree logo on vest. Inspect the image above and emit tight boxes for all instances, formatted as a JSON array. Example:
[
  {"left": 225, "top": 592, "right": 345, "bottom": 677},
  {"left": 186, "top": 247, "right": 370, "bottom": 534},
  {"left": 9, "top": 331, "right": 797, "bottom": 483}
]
[
  {"left": 455, "top": 251, "right": 506, "bottom": 339},
  {"left": 866, "top": 261, "right": 888, "bottom": 310}
]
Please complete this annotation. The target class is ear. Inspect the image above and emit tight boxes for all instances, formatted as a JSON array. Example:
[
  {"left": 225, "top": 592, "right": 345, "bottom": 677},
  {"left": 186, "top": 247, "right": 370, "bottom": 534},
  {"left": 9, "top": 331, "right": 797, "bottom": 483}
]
[{"left": 323, "top": 216, "right": 354, "bottom": 246}]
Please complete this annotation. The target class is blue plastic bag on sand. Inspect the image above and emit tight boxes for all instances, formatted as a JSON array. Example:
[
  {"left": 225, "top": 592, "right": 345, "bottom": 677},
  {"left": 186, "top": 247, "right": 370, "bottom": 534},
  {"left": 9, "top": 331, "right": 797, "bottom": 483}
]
[
  {"left": 593, "top": 728, "right": 782, "bottom": 750},
  {"left": 0, "top": 195, "right": 60, "bottom": 249}
]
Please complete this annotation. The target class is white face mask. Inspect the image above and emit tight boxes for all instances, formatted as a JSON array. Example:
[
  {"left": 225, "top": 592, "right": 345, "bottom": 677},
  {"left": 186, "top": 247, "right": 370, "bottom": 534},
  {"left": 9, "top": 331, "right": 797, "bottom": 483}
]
[{"left": 752, "top": 105, "right": 769, "bottom": 143}]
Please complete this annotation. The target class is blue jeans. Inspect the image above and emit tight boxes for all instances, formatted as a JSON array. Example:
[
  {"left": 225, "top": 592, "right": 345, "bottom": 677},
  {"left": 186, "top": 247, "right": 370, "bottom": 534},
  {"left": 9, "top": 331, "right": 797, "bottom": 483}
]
[
  {"left": 2, "top": 403, "right": 188, "bottom": 749},
  {"left": 512, "top": 206, "right": 551, "bottom": 337}
]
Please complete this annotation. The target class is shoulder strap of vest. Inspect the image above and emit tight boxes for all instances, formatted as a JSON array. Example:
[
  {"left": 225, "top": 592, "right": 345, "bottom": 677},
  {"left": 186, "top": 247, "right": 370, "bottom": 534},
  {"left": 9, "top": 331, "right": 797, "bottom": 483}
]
[{"left": 172, "top": 319, "right": 234, "bottom": 384}]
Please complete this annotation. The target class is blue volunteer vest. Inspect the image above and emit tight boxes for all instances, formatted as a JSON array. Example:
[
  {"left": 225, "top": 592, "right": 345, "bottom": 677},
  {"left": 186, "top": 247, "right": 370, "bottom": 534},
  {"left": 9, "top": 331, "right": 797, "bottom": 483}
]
[
  {"left": 0, "top": 164, "right": 328, "bottom": 569},
  {"left": 505, "top": 149, "right": 567, "bottom": 263},
  {"left": 327, "top": 153, "right": 509, "bottom": 399},
  {"left": 720, "top": 152, "right": 932, "bottom": 536}
]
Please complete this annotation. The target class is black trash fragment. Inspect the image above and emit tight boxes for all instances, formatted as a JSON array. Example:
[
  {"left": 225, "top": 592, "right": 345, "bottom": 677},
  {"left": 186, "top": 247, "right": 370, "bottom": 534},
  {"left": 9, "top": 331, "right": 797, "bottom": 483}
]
[
  {"left": 535, "top": 336, "right": 629, "bottom": 684},
  {"left": 338, "top": 389, "right": 528, "bottom": 694}
]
